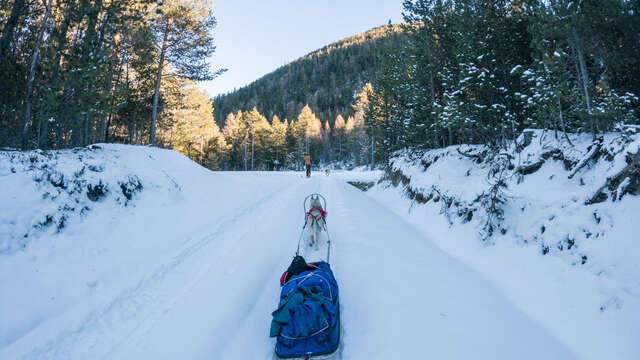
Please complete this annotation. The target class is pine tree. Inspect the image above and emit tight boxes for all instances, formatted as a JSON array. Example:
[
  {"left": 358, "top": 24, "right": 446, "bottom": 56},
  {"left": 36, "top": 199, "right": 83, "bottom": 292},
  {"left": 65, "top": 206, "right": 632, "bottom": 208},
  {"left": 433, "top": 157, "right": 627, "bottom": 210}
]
[
  {"left": 204, "top": 129, "right": 226, "bottom": 170},
  {"left": 170, "top": 83, "right": 216, "bottom": 163},
  {"left": 333, "top": 114, "right": 346, "bottom": 163},
  {"left": 149, "top": 0, "right": 224, "bottom": 145},
  {"left": 323, "top": 120, "right": 331, "bottom": 163},
  {"left": 0, "top": 0, "right": 26, "bottom": 59},
  {"left": 269, "top": 115, "right": 288, "bottom": 170},
  {"left": 296, "top": 104, "right": 322, "bottom": 159},
  {"left": 222, "top": 111, "right": 246, "bottom": 170}
]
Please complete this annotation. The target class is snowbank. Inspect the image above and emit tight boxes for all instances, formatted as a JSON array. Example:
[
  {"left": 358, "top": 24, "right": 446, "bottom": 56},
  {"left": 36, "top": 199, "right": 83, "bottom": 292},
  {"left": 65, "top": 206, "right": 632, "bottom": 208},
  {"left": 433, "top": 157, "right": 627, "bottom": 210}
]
[
  {"left": 2, "top": 138, "right": 638, "bottom": 359},
  {"left": 1, "top": 144, "right": 162, "bottom": 254},
  {"left": 369, "top": 129, "right": 640, "bottom": 360},
  {"left": 0, "top": 144, "right": 297, "bottom": 353}
]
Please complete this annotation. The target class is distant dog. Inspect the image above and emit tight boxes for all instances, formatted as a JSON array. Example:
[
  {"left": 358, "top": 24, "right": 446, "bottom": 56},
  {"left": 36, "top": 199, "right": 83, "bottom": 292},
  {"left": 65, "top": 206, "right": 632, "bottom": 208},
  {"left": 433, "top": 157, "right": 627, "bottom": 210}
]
[
  {"left": 324, "top": 168, "right": 330, "bottom": 176},
  {"left": 305, "top": 195, "right": 326, "bottom": 250}
]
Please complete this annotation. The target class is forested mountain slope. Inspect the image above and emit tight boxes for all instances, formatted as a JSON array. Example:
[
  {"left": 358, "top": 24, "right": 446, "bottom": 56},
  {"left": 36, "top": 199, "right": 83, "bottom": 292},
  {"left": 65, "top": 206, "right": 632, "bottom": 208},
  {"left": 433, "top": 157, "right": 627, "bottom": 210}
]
[{"left": 213, "top": 24, "right": 404, "bottom": 127}]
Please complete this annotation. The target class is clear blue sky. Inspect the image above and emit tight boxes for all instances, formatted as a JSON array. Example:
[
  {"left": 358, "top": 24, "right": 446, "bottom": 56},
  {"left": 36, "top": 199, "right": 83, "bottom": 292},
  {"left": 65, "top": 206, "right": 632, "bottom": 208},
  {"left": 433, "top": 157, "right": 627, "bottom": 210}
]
[{"left": 200, "top": 0, "right": 404, "bottom": 98}]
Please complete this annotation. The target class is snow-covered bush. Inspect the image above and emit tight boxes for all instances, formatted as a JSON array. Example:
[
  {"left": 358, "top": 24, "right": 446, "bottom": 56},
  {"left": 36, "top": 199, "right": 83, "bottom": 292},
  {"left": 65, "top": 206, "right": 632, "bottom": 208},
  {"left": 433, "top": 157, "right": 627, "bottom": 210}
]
[
  {"left": 381, "top": 129, "right": 640, "bottom": 262},
  {"left": 0, "top": 145, "right": 163, "bottom": 254}
]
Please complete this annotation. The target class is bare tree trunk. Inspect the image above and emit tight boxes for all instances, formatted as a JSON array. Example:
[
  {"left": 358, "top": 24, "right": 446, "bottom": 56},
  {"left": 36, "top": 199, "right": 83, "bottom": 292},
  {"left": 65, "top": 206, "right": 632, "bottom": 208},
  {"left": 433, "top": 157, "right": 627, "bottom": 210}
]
[
  {"left": 370, "top": 133, "right": 374, "bottom": 170},
  {"left": 0, "top": 0, "right": 26, "bottom": 60},
  {"left": 133, "top": 118, "right": 138, "bottom": 144},
  {"left": 37, "top": 116, "right": 43, "bottom": 148},
  {"left": 149, "top": 19, "right": 170, "bottom": 146},
  {"left": 557, "top": 95, "right": 573, "bottom": 146},
  {"left": 244, "top": 140, "right": 247, "bottom": 170},
  {"left": 22, "top": 0, "right": 53, "bottom": 149},
  {"left": 100, "top": 62, "right": 116, "bottom": 142},
  {"left": 38, "top": 0, "right": 75, "bottom": 149},
  {"left": 55, "top": 121, "right": 63, "bottom": 148},
  {"left": 105, "top": 112, "right": 112, "bottom": 142},
  {"left": 430, "top": 69, "right": 439, "bottom": 147},
  {"left": 38, "top": 109, "right": 49, "bottom": 148},
  {"left": 129, "top": 112, "right": 136, "bottom": 144},
  {"left": 84, "top": 115, "right": 90, "bottom": 145},
  {"left": 571, "top": 27, "right": 595, "bottom": 139}
]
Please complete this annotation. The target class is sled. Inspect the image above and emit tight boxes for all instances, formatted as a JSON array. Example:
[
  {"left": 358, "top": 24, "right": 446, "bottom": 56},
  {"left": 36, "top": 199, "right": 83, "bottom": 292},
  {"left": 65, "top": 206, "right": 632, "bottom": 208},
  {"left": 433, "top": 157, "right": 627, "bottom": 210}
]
[{"left": 270, "top": 194, "right": 340, "bottom": 360}]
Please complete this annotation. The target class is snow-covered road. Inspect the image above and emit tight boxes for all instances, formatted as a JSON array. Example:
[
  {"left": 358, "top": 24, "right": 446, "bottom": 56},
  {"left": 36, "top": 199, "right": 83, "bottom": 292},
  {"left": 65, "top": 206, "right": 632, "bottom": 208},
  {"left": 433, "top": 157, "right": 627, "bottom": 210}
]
[{"left": 2, "top": 170, "right": 577, "bottom": 359}]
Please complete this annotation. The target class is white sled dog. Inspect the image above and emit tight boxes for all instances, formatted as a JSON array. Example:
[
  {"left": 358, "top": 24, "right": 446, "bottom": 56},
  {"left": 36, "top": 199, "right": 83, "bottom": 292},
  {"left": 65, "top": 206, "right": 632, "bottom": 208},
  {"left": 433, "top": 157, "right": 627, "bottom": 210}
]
[{"left": 305, "top": 195, "right": 326, "bottom": 250}]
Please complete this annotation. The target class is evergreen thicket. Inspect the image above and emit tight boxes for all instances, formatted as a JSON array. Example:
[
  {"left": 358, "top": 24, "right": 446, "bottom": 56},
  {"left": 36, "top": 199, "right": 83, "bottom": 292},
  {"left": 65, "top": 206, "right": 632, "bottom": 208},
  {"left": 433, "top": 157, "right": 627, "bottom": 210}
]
[
  {"left": 214, "top": 0, "right": 639, "bottom": 171},
  {"left": 0, "top": 0, "right": 223, "bottom": 163},
  {"left": 370, "top": 0, "right": 639, "bottom": 156},
  {"left": 3, "top": 0, "right": 638, "bottom": 172}
]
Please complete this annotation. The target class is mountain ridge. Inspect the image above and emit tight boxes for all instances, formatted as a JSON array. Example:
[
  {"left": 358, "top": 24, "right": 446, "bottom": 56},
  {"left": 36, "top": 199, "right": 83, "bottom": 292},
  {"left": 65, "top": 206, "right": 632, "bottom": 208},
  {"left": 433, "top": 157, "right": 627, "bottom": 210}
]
[{"left": 213, "top": 24, "right": 405, "bottom": 126}]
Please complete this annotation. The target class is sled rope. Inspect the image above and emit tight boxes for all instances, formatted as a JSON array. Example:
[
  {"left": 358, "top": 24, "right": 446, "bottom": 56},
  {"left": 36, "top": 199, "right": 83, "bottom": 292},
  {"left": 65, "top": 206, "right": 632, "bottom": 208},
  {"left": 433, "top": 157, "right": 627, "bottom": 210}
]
[{"left": 326, "top": 230, "right": 332, "bottom": 264}]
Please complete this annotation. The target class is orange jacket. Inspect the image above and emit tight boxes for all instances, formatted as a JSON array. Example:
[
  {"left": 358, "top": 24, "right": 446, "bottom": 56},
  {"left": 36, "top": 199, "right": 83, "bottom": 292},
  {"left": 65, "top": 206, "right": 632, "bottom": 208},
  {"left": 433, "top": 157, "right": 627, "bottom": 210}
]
[{"left": 304, "top": 155, "right": 311, "bottom": 165}]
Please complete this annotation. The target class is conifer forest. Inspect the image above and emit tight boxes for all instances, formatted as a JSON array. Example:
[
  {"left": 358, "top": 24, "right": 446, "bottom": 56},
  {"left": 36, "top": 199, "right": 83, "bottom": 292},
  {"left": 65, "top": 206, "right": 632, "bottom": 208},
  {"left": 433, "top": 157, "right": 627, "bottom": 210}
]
[{"left": 1, "top": 0, "right": 639, "bottom": 171}]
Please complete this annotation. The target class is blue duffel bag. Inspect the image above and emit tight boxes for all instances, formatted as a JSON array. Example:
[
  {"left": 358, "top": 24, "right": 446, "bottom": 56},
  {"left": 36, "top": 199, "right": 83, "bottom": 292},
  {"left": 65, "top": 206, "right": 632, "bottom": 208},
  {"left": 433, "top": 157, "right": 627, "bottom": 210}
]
[{"left": 270, "top": 256, "right": 340, "bottom": 358}]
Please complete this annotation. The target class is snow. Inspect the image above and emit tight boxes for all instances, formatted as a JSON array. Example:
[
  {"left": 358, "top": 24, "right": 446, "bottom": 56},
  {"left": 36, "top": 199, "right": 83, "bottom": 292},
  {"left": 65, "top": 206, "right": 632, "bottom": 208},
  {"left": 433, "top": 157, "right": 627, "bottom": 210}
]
[
  {"left": 0, "top": 145, "right": 299, "bottom": 358},
  {"left": 0, "top": 139, "right": 637, "bottom": 359},
  {"left": 368, "top": 129, "right": 640, "bottom": 360}
]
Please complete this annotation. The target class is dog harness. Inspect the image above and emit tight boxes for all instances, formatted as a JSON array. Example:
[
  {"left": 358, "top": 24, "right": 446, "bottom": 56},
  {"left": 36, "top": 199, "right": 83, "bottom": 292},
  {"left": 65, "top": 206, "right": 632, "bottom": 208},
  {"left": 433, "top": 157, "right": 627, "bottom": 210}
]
[{"left": 305, "top": 206, "right": 327, "bottom": 231}]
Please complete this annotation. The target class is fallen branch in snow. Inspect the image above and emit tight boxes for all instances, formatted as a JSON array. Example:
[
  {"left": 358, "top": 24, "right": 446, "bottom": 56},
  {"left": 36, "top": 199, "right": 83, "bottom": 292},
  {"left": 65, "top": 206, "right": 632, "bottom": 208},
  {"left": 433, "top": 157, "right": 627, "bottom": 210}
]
[
  {"left": 516, "top": 160, "right": 544, "bottom": 175},
  {"left": 457, "top": 147, "right": 487, "bottom": 163},
  {"left": 516, "top": 149, "right": 573, "bottom": 175},
  {"left": 384, "top": 166, "right": 410, "bottom": 187},
  {"left": 586, "top": 150, "right": 640, "bottom": 204},
  {"left": 515, "top": 129, "right": 535, "bottom": 153},
  {"left": 479, "top": 155, "right": 510, "bottom": 241},
  {"left": 542, "top": 149, "right": 576, "bottom": 170},
  {"left": 430, "top": 186, "right": 455, "bottom": 225},
  {"left": 568, "top": 138, "right": 603, "bottom": 179},
  {"left": 406, "top": 185, "right": 433, "bottom": 204},
  {"left": 347, "top": 181, "right": 375, "bottom": 192}
]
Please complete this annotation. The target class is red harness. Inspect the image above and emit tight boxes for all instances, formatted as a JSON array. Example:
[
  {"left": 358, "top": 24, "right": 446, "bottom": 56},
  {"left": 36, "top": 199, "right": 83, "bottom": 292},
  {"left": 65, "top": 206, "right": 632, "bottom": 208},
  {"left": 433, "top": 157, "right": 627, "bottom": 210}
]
[{"left": 305, "top": 206, "right": 327, "bottom": 231}]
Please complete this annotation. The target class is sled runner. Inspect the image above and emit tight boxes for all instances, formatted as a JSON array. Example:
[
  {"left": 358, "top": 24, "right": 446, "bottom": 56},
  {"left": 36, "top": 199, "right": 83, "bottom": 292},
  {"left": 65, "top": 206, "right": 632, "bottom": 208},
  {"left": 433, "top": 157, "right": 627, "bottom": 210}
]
[{"left": 270, "top": 194, "right": 340, "bottom": 359}]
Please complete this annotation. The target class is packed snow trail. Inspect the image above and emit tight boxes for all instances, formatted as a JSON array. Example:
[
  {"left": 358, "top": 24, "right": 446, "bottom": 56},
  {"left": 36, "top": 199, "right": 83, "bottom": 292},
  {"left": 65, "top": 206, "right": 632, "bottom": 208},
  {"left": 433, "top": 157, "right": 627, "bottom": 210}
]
[
  {"left": 2, "top": 172, "right": 577, "bottom": 359},
  {"left": 221, "top": 175, "right": 578, "bottom": 359}
]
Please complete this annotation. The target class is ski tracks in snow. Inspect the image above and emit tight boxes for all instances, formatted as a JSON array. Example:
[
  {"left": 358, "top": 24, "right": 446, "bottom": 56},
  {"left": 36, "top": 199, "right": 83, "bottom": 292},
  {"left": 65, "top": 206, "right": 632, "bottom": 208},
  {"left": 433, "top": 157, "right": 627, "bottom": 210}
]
[
  {"left": 4, "top": 177, "right": 303, "bottom": 360},
  {"left": 4, "top": 173, "right": 583, "bottom": 359},
  {"left": 319, "top": 177, "right": 578, "bottom": 360}
]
